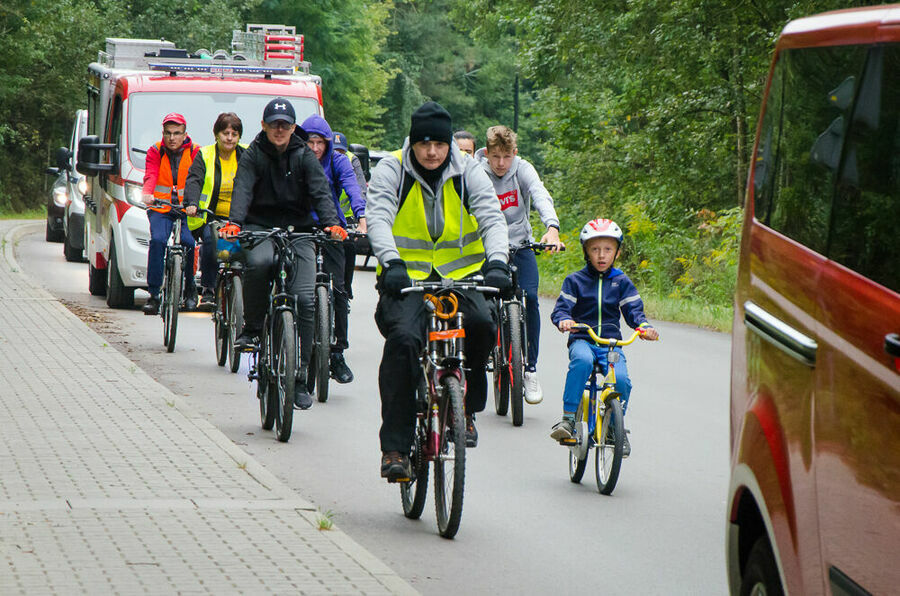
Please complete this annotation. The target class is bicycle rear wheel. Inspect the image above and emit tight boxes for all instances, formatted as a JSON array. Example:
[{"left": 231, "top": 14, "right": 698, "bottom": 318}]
[
  {"left": 596, "top": 398, "right": 625, "bottom": 495},
  {"left": 163, "top": 253, "right": 182, "bottom": 353},
  {"left": 569, "top": 399, "right": 588, "bottom": 483},
  {"left": 273, "top": 310, "right": 296, "bottom": 442},
  {"left": 401, "top": 411, "right": 429, "bottom": 519},
  {"left": 214, "top": 274, "right": 227, "bottom": 366},
  {"left": 313, "top": 285, "right": 331, "bottom": 403},
  {"left": 258, "top": 322, "right": 275, "bottom": 430},
  {"left": 492, "top": 340, "right": 509, "bottom": 416},
  {"left": 506, "top": 302, "right": 525, "bottom": 427},
  {"left": 434, "top": 375, "right": 466, "bottom": 538},
  {"left": 228, "top": 275, "right": 244, "bottom": 374}
]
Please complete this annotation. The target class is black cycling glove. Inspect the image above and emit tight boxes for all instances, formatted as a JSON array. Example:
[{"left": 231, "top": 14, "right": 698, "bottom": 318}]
[
  {"left": 483, "top": 259, "right": 512, "bottom": 293},
  {"left": 382, "top": 259, "right": 412, "bottom": 297}
]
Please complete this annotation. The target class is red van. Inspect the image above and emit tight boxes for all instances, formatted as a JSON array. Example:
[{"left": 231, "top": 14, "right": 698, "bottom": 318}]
[{"left": 728, "top": 5, "right": 900, "bottom": 595}]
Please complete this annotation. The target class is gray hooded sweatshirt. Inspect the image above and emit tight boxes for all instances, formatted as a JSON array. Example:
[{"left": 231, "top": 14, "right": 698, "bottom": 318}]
[
  {"left": 474, "top": 148, "right": 560, "bottom": 245},
  {"left": 366, "top": 139, "right": 509, "bottom": 268}
]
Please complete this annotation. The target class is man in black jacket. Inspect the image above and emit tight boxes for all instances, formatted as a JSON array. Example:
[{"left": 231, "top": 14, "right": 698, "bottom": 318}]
[{"left": 223, "top": 97, "right": 346, "bottom": 410}]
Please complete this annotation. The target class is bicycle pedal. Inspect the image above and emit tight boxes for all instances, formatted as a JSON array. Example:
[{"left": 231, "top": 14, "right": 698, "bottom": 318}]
[
  {"left": 558, "top": 437, "right": 578, "bottom": 445},
  {"left": 387, "top": 476, "right": 412, "bottom": 484}
]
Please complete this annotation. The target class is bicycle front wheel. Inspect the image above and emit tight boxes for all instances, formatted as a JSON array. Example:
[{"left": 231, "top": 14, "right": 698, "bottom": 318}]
[
  {"left": 228, "top": 275, "right": 244, "bottom": 374},
  {"left": 214, "top": 274, "right": 227, "bottom": 366},
  {"left": 163, "top": 253, "right": 182, "bottom": 353},
  {"left": 273, "top": 310, "right": 296, "bottom": 442},
  {"left": 313, "top": 285, "right": 331, "bottom": 403},
  {"left": 433, "top": 375, "right": 466, "bottom": 538},
  {"left": 506, "top": 302, "right": 525, "bottom": 427},
  {"left": 596, "top": 398, "right": 625, "bottom": 495}
]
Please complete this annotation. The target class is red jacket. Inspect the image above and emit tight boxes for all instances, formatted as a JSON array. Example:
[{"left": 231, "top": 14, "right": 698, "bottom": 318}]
[{"left": 142, "top": 136, "right": 199, "bottom": 212}]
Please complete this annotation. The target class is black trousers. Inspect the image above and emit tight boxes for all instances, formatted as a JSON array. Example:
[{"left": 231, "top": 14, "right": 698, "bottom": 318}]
[
  {"left": 343, "top": 242, "right": 356, "bottom": 299},
  {"left": 322, "top": 242, "right": 350, "bottom": 352},
  {"left": 374, "top": 287, "right": 495, "bottom": 453}
]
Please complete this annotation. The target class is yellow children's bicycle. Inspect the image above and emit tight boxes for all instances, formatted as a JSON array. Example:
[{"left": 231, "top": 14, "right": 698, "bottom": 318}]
[{"left": 560, "top": 324, "right": 655, "bottom": 495}]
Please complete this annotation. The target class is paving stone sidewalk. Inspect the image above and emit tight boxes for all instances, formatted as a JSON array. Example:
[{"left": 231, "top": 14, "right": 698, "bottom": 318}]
[{"left": 0, "top": 221, "right": 414, "bottom": 595}]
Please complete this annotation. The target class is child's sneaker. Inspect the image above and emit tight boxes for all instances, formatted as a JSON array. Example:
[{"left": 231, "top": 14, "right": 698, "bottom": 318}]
[{"left": 550, "top": 417, "right": 574, "bottom": 441}]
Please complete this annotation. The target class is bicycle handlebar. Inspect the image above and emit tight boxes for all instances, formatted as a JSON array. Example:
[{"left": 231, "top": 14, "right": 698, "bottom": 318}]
[
  {"left": 569, "top": 324, "right": 653, "bottom": 346},
  {"left": 149, "top": 199, "right": 214, "bottom": 217},
  {"left": 510, "top": 241, "right": 566, "bottom": 254},
  {"left": 400, "top": 277, "right": 499, "bottom": 295}
]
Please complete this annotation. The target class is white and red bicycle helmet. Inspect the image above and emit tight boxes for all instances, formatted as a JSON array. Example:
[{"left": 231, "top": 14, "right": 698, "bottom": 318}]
[{"left": 579, "top": 218, "right": 624, "bottom": 246}]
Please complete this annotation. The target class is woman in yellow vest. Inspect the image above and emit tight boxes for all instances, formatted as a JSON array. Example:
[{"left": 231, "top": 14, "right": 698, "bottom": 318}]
[{"left": 184, "top": 112, "right": 245, "bottom": 306}]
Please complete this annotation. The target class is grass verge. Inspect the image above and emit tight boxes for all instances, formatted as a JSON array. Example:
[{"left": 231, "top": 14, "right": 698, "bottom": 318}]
[{"left": 0, "top": 208, "right": 44, "bottom": 220}]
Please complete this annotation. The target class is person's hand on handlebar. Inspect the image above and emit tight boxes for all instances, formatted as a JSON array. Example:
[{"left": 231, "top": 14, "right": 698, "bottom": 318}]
[
  {"left": 142, "top": 193, "right": 155, "bottom": 206},
  {"left": 558, "top": 319, "right": 576, "bottom": 332},
  {"left": 483, "top": 260, "right": 512, "bottom": 292},
  {"left": 185, "top": 205, "right": 197, "bottom": 216},
  {"left": 637, "top": 324, "right": 659, "bottom": 341},
  {"left": 382, "top": 259, "right": 411, "bottom": 297},
  {"left": 540, "top": 226, "right": 565, "bottom": 252},
  {"left": 325, "top": 226, "right": 348, "bottom": 241},
  {"left": 356, "top": 217, "right": 367, "bottom": 234},
  {"left": 219, "top": 222, "right": 241, "bottom": 238}
]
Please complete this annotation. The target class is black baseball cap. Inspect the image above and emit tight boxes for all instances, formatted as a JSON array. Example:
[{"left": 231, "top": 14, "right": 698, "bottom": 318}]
[{"left": 263, "top": 97, "right": 296, "bottom": 124}]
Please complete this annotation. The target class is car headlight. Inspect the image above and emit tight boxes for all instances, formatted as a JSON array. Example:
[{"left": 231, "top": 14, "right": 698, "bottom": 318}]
[
  {"left": 77, "top": 178, "right": 88, "bottom": 195},
  {"left": 52, "top": 186, "right": 68, "bottom": 207},
  {"left": 124, "top": 181, "right": 145, "bottom": 208}
]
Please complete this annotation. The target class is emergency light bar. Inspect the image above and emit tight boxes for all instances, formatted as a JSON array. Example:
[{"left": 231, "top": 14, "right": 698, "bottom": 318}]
[{"left": 148, "top": 62, "right": 294, "bottom": 76}]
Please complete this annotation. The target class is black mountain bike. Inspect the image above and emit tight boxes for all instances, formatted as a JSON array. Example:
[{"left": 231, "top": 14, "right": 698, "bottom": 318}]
[
  {"left": 492, "top": 242, "right": 562, "bottom": 425},
  {"left": 307, "top": 229, "right": 367, "bottom": 403},
  {"left": 153, "top": 200, "right": 211, "bottom": 353},
  {"left": 237, "top": 228, "right": 313, "bottom": 443}
]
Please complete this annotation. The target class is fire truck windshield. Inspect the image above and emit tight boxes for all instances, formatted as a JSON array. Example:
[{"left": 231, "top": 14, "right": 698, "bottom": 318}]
[{"left": 127, "top": 92, "right": 320, "bottom": 169}]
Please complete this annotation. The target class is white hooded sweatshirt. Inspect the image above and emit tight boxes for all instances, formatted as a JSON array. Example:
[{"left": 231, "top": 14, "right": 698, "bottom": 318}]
[{"left": 475, "top": 148, "right": 560, "bottom": 246}]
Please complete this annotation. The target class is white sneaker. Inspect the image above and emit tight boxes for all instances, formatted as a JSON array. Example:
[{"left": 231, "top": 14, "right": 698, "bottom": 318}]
[{"left": 524, "top": 371, "right": 543, "bottom": 404}]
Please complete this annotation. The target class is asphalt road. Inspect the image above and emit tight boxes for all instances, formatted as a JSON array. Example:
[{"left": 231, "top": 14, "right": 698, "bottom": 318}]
[{"left": 19, "top": 228, "right": 731, "bottom": 595}]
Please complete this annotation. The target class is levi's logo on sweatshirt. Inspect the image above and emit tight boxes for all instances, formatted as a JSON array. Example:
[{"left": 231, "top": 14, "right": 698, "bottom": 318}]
[{"left": 497, "top": 190, "right": 519, "bottom": 210}]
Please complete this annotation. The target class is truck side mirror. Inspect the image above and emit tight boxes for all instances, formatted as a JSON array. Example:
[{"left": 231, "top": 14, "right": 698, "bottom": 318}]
[
  {"left": 76, "top": 135, "right": 117, "bottom": 176},
  {"left": 349, "top": 143, "right": 370, "bottom": 181},
  {"left": 55, "top": 146, "right": 72, "bottom": 171}
]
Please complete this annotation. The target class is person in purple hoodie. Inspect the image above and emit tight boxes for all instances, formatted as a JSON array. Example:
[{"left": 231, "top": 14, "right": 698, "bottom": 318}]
[{"left": 300, "top": 114, "right": 364, "bottom": 384}]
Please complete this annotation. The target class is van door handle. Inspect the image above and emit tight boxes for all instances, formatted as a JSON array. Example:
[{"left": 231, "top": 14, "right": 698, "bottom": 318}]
[
  {"left": 744, "top": 301, "right": 817, "bottom": 367},
  {"left": 885, "top": 333, "right": 900, "bottom": 357}
]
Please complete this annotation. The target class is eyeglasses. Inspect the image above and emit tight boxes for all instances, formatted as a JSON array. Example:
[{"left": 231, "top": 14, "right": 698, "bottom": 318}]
[
  {"left": 163, "top": 130, "right": 185, "bottom": 137},
  {"left": 268, "top": 121, "right": 294, "bottom": 131}
]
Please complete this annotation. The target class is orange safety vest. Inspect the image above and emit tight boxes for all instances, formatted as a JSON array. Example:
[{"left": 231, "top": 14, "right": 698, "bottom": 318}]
[{"left": 149, "top": 142, "right": 199, "bottom": 213}]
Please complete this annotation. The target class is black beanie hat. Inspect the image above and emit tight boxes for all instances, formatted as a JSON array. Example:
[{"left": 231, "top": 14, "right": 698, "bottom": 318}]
[{"left": 409, "top": 101, "right": 453, "bottom": 145}]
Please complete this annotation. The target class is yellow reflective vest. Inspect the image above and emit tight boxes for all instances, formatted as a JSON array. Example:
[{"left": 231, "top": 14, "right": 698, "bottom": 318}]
[
  {"left": 187, "top": 144, "right": 244, "bottom": 231},
  {"left": 380, "top": 149, "right": 485, "bottom": 280}
]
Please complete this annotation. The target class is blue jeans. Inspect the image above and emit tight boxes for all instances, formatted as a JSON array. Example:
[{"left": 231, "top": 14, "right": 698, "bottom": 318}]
[
  {"left": 561, "top": 340, "right": 632, "bottom": 415},
  {"left": 147, "top": 210, "right": 195, "bottom": 298},
  {"left": 513, "top": 248, "right": 540, "bottom": 370}
]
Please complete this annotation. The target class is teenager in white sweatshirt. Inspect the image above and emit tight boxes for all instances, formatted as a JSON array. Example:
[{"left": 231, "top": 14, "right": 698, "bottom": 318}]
[{"left": 475, "top": 125, "right": 565, "bottom": 404}]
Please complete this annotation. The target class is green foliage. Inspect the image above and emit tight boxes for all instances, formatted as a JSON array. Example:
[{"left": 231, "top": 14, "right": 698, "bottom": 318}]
[{"left": 249, "top": 0, "right": 392, "bottom": 145}]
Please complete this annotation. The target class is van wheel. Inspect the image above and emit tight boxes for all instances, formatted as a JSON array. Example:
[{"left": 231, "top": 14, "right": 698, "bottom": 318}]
[
  {"left": 63, "top": 231, "right": 83, "bottom": 262},
  {"left": 106, "top": 239, "right": 134, "bottom": 308},
  {"left": 741, "top": 535, "right": 784, "bottom": 596}
]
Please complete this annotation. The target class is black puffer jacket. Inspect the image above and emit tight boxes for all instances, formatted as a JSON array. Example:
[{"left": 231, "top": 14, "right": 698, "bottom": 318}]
[{"left": 229, "top": 129, "right": 339, "bottom": 230}]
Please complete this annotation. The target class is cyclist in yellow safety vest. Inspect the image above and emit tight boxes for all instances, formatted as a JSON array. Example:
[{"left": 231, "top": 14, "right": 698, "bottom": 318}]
[
  {"left": 366, "top": 101, "right": 511, "bottom": 481},
  {"left": 184, "top": 113, "right": 246, "bottom": 308}
]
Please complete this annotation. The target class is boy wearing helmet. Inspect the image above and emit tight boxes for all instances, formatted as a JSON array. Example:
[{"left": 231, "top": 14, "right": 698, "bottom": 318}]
[{"left": 548, "top": 219, "right": 658, "bottom": 452}]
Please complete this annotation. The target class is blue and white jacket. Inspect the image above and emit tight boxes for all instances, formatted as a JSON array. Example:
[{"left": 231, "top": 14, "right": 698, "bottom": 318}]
[{"left": 550, "top": 264, "right": 649, "bottom": 345}]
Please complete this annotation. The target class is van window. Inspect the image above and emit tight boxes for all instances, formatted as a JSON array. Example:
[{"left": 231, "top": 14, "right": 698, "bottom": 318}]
[
  {"left": 754, "top": 46, "right": 867, "bottom": 253},
  {"left": 829, "top": 45, "right": 900, "bottom": 293}
]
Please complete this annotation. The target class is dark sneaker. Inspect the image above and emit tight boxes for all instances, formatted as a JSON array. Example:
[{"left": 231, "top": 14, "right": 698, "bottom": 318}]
[
  {"left": 550, "top": 417, "right": 575, "bottom": 441},
  {"left": 183, "top": 289, "right": 198, "bottom": 311},
  {"left": 330, "top": 352, "right": 354, "bottom": 384},
  {"left": 293, "top": 386, "right": 312, "bottom": 410},
  {"left": 198, "top": 288, "right": 215, "bottom": 310},
  {"left": 465, "top": 415, "right": 478, "bottom": 448},
  {"left": 234, "top": 330, "right": 259, "bottom": 351},
  {"left": 142, "top": 296, "right": 160, "bottom": 315},
  {"left": 380, "top": 451, "right": 411, "bottom": 481},
  {"left": 623, "top": 430, "right": 631, "bottom": 457}
]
